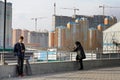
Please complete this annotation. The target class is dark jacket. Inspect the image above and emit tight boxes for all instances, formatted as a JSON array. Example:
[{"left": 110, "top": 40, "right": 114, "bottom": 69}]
[
  {"left": 14, "top": 42, "right": 25, "bottom": 58},
  {"left": 73, "top": 45, "right": 86, "bottom": 59}
]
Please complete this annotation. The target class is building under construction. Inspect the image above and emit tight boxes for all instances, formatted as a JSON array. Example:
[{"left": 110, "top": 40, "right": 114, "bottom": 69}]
[
  {"left": 52, "top": 15, "right": 113, "bottom": 30},
  {"left": 50, "top": 15, "right": 117, "bottom": 51}
]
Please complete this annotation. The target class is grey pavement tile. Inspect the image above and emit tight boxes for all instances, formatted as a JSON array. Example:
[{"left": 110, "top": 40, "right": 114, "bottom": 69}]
[{"left": 2, "top": 67, "right": 120, "bottom": 80}]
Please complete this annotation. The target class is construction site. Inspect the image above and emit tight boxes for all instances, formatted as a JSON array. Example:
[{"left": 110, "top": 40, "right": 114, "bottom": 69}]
[{"left": 48, "top": 5, "right": 120, "bottom": 51}]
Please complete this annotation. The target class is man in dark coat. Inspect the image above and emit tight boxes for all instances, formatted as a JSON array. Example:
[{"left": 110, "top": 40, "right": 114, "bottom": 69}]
[
  {"left": 14, "top": 36, "right": 25, "bottom": 77},
  {"left": 73, "top": 41, "right": 86, "bottom": 70}
]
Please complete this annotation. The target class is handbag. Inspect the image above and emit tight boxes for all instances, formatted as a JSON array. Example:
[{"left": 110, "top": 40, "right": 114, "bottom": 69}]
[{"left": 76, "top": 50, "right": 82, "bottom": 60}]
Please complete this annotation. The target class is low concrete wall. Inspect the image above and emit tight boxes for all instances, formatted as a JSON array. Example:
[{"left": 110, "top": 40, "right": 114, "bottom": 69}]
[
  {"left": 84, "top": 59, "right": 120, "bottom": 70},
  {"left": 0, "top": 65, "right": 16, "bottom": 79},
  {"left": 0, "top": 59, "right": 120, "bottom": 79}
]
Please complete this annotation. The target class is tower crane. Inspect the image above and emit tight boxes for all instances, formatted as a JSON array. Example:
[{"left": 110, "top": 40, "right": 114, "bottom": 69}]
[
  {"left": 61, "top": 7, "right": 79, "bottom": 16},
  {"left": 31, "top": 17, "right": 46, "bottom": 31},
  {"left": 99, "top": 5, "right": 120, "bottom": 15}
]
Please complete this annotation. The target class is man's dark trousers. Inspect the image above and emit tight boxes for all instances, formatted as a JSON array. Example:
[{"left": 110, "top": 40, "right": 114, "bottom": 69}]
[{"left": 18, "top": 57, "right": 24, "bottom": 75}]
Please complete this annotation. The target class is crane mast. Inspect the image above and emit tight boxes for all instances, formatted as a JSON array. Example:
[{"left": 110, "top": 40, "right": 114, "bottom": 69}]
[{"left": 99, "top": 5, "right": 120, "bottom": 15}]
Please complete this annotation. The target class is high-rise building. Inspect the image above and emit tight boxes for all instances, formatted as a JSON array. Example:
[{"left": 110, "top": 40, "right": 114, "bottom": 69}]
[
  {"left": 28, "top": 31, "right": 48, "bottom": 48},
  {"left": 66, "top": 21, "right": 77, "bottom": 46},
  {"left": 54, "top": 26, "right": 66, "bottom": 48},
  {"left": 88, "top": 28, "right": 97, "bottom": 50},
  {"left": 49, "top": 31, "right": 55, "bottom": 48},
  {"left": 50, "top": 17, "right": 90, "bottom": 50},
  {"left": 0, "top": 1, "right": 12, "bottom": 48}
]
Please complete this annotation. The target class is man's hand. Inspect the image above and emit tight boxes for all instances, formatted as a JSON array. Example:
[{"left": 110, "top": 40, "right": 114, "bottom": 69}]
[{"left": 21, "top": 50, "right": 25, "bottom": 53}]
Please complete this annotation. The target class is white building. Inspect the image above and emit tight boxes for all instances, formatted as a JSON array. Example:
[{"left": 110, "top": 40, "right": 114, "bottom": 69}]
[
  {"left": 0, "top": 1, "right": 12, "bottom": 49},
  {"left": 103, "top": 22, "right": 120, "bottom": 52}
]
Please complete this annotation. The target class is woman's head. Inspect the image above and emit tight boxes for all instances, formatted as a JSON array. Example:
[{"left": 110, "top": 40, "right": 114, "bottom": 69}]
[{"left": 75, "top": 41, "right": 81, "bottom": 47}]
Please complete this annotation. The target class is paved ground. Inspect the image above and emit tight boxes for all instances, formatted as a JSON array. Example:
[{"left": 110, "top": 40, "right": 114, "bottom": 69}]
[{"left": 2, "top": 67, "right": 120, "bottom": 80}]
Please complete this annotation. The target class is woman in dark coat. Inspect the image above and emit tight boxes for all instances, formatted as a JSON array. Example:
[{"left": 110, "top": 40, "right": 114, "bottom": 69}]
[{"left": 73, "top": 41, "right": 86, "bottom": 70}]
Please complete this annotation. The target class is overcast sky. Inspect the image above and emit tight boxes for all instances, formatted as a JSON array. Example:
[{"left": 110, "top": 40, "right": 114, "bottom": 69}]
[{"left": 5, "top": 0, "right": 120, "bottom": 31}]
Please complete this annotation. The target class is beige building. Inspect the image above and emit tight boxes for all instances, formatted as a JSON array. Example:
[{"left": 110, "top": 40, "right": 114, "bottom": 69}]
[
  {"left": 49, "top": 31, "right": 55, "bottom": 48},
  {"left": 88, "top": 28, "right": 97, "bottom": 50},
  {"left": 55, "top": 26, "right": 66, "bottom": 48},
  {"left": 22, "top": 30, "right": 29, "bottom": 44},
  {"left": 66, "top": 21, "right": 77, "bottom": 48},
  {"left": 75, "top": 18, "right": 89, "bottom": 50},
  {"left": 12, "top": 29, "right": 49, "bottom": 49},
  {"left": 12, "top": 29, "right": 22, "bottom": 46}
]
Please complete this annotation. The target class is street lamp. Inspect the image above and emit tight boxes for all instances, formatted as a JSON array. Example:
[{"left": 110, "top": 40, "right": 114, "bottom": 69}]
[
  {"left": 3, "top": 0, "right": 7, "bottom": 51},
  {"left": 1, "top": 0, "right": 7, "bottom": 65}
]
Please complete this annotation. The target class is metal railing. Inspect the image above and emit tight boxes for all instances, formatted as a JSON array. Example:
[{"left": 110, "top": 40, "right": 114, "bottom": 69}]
[
  {"left": 0, "top": 50, "right": 120, "bottom": 65},
  {"left": 28, "top": 50, "right": 120, "bottom": 63}
]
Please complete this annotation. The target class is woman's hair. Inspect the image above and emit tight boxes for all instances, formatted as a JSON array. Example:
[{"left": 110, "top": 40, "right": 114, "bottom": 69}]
[{"left": 75, "top": 41, "right": 81, "bottom": 47}]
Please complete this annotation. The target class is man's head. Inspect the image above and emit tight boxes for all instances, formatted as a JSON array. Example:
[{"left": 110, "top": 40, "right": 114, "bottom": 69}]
[{"left": 19, "top": 36, "right": 24, "bottom": 43}]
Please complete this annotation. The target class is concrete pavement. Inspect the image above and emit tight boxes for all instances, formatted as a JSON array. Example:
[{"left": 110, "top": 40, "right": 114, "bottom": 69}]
[{"left": 2, "top": 67, "right": 120, "bottom": 80}]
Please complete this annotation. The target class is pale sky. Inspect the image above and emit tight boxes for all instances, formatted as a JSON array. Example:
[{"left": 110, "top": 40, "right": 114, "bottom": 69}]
[{"left": 5, "top": 0, "right": 120, "bottom": 31}]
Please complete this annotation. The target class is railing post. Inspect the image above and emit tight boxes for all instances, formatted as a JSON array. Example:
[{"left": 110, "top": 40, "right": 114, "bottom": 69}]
[
  {"left": 56, "top": 51, "right": 58, "bottom": 61},
  {"left": 69, "top": 52, "right": 73, "bottom": 61},
  {"left": 47, "top": 51, "right": 48, "bottom": 62},
  {"left": 109, "top": 53, "right": 111, "bottom": 59},
  {"left": 59, "top": 51, "right": 61, "bottom": 61},
  {"left": 0, "top": 53, "right": 2, "bottom": 64},
  {"left": 117, "top": 50, "right": 119, "bottom": 59},
  {"left": 31, "top": 53, "right": 34, "bottom": 63},
  {"left": 91, "top": 51, "right": 93, "bottom": 60},
  {"left": 1, "top": 51, "right": 5, "bottom": 65},
  {"left": 33, "top": 53, "right": 35, "bottom": 63},
  {"left": 100, "top": 51, "right": 102, "bottom": 60}
]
